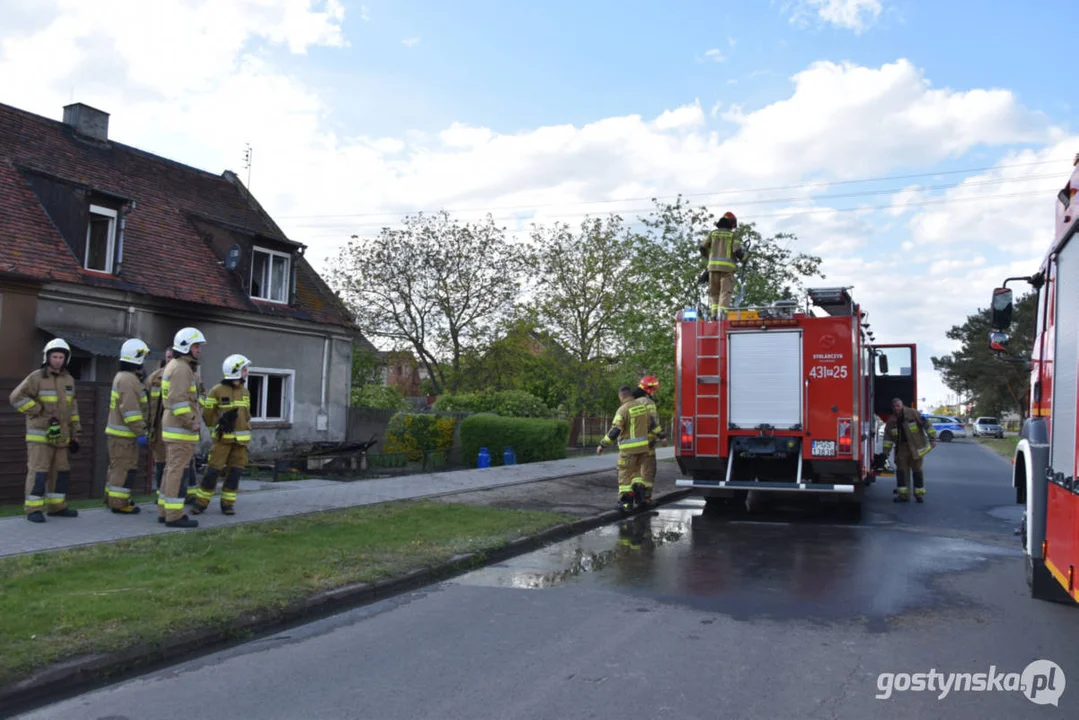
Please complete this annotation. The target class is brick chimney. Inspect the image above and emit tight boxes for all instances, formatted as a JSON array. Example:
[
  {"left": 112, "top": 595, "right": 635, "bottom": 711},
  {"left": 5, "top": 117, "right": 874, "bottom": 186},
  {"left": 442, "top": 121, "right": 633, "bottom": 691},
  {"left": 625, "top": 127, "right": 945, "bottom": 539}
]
[{"left": 62, "top": 103, "right": 110, "bottom": 142}]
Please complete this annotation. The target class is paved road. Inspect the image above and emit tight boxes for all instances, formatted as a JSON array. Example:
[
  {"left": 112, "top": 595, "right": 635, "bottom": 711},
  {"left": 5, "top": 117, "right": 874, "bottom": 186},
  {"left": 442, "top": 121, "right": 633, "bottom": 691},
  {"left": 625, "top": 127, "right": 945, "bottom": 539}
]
[{"left": 17, "top": 441, "right": 1079, "bottom": 719}]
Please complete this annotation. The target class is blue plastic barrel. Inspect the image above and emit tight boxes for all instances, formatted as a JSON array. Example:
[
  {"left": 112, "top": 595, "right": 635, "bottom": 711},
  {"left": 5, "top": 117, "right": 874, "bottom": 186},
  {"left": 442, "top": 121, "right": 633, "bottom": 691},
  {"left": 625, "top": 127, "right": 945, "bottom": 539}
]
[
  {"left": 503, "top": 447, "right": 516, "bottom": 465},
  {"left": 478, "top": 447, "right": 491, "bottom": 468}
]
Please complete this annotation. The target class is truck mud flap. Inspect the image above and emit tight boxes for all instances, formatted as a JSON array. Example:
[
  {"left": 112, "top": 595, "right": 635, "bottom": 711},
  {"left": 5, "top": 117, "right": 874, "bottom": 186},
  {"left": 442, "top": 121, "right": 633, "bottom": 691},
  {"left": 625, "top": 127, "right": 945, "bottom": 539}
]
[{"left": 676, "top": 479, "right": 856, "bottom": 493}]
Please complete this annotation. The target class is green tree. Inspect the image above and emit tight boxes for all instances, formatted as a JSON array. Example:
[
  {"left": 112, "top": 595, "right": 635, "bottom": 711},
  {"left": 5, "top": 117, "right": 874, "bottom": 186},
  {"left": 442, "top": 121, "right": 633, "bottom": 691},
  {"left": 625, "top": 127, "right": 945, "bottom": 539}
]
[{"left": 931, "top": 291, "right": 1037, "bottom": 419}]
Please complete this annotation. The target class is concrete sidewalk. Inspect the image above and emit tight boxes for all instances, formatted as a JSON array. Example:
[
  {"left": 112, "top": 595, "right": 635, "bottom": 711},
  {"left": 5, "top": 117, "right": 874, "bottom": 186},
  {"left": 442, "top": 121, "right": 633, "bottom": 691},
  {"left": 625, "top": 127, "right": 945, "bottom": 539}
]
[{"left": 0, "top": 447, "right": 676, "bottom": 559}]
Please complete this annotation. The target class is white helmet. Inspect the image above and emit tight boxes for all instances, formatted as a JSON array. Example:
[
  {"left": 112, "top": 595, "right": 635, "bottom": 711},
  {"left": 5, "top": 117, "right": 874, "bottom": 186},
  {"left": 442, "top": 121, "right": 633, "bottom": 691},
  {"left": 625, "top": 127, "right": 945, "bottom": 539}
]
[
  {"left": 222, "top": 353, "right": 252, "bottom": 380},
  {"left": 120, "top": 338, "right": 151, "bottom": 366},
  {"left": 42, "top": 338, "right": 71, "bottom": 366},
  {"left": 173, "top": 327, "right": 207, "bottom": 354}
]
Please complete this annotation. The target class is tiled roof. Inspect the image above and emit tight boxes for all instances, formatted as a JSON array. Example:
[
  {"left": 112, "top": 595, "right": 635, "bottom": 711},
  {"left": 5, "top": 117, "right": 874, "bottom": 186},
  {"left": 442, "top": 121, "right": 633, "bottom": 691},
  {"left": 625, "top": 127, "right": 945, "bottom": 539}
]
[{"left": 0, "top": 100, "right": 363, "bottom": 335}]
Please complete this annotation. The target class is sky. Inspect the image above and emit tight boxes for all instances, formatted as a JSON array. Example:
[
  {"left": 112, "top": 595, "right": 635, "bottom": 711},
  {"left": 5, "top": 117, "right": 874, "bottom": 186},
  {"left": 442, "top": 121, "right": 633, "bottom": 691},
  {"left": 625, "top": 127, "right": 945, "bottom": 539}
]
[{"left": 1, "top": 0, "right": 1076, "bottom": 410}]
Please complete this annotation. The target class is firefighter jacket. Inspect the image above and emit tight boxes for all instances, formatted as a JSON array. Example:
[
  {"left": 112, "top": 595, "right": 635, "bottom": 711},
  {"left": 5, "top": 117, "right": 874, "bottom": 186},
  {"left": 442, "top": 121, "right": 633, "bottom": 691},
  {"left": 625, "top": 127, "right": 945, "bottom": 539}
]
[
  {"left": 700, "top": 229, "right": 741, "bottom": 274},
  {"left": 203, "top": 381, "right": 252, "bottom": 445},
  {"left": 145, "top": 364, "right": 165, "bottom": 436},
  {"left": 884, "top": 407, "right": 936, "bottom": 458},
  {"left": 9, "top": 367, "right": 81, "bottom": 445},
  {"left": 161, "top": 356, "right": 201, "bottom": 443},
  {"left": 106, "top": 370, "right": 148, "bottom": 439},
  {"left": 601, "top": 396, "right": 660, "bottom": 456}
]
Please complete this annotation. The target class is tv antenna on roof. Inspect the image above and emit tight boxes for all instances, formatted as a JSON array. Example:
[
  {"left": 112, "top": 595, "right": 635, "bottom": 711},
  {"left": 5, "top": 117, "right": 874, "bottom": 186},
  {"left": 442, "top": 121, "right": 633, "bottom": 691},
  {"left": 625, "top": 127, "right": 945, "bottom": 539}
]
[{"left": 243, "top": 143, "right": 253, "bottom": 190}]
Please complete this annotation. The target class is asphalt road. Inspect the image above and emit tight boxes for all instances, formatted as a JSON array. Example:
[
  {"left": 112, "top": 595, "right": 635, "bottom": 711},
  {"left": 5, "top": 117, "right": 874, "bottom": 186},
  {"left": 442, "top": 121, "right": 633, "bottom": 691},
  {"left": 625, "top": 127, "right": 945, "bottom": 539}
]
[{"left": 15, "top": 440, "right": 1079, "bottom": 719}]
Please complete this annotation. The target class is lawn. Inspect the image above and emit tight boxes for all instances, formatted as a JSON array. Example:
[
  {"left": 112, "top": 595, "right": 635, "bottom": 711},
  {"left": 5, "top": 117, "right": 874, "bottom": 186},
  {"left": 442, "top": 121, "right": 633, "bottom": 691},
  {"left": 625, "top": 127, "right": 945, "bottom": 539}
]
[
  {"left": 975, "top": 436, "right": 1020, "bottom": 459},
  {"left": 0, "top": 500, "right": 573, "bottom": 687}
]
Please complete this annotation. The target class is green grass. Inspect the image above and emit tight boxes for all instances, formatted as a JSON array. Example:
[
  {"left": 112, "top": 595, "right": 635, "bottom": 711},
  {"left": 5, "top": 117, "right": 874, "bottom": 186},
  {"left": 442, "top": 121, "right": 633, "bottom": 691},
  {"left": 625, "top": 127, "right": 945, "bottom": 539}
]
[
  {"left": 0, "top": 500, "right": 572, "bottom": 686},
  {"left": 975, "top": 436, "right": 1020, "bottom": 459},
  {"left": 0, "top": 494, "right": 159, "bottom": 518}
]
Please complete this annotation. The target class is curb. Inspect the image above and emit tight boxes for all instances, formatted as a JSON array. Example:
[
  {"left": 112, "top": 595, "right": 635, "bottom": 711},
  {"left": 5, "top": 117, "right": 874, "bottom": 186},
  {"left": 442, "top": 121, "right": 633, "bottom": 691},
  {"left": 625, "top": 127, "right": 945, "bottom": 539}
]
[{"left": 0, "top": 488, "right": 692, "bottom": 716}]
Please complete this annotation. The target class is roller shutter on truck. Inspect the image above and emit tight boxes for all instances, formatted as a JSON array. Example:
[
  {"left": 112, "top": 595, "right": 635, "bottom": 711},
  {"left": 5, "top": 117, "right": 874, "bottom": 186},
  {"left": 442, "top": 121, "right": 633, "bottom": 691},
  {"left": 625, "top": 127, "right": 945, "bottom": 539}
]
[{"left": 727, "top": 329, "right": 803, "bottom": 430}]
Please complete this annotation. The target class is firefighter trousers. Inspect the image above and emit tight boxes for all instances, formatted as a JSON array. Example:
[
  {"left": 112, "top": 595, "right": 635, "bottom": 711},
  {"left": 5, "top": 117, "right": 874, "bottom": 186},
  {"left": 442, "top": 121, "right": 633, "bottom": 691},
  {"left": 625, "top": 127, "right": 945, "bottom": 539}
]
[
  {"left": 193, "top": 440, "right": 248, "bottom": 513},
  {"left": 708, "top": 271, "right": 735, "bottom": 316},
  {"left": 894, "top": 447, "right": 926, "bottom": 499},
  {"left": 617, "top": 451, "right": 647, "bottom": 504},
  {"left": 159, "top": 441, "right": 195, "bottom": 522},
  {"left": 151, "top": 432, "right": 166, "bottom": 492},
  {"left": 24, "top": 443, "right": 71, "bottom": 515},
  {"left": 640, "top": 449, "right": 656, "bottom": 501},
  {"left": 106, "top": 437, "right": 141, "bottom": 511}
]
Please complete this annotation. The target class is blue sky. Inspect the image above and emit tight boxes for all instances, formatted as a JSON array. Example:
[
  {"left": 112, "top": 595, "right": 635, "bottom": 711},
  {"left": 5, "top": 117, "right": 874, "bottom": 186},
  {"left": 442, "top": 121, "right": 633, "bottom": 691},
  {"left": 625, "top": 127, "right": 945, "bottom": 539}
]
[{"left": 1, "top": 0, "right": 1076, "bottom": 410}]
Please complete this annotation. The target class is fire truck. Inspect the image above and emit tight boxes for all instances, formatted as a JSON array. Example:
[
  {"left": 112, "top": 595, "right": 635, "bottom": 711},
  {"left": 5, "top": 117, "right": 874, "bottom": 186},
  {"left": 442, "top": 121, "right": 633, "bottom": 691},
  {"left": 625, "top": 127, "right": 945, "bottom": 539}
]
[
  {"left": 988, "top": 153, "right": 1079, "bottom": 605},
  {"left": 673, "top": 287, "right": 918, "bottom": 514}
]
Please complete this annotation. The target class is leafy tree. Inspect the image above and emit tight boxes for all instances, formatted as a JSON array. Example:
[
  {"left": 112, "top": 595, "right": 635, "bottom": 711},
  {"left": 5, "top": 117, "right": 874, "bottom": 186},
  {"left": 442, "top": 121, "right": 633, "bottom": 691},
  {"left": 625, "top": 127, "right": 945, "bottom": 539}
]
[
  {"left": 328, "top": 211, "right": 524, "bottom": 394},
  {"left": 350, "top": 384, "right": 409, "bottom": 410},
  {"left": 351, "top": 345, "right": 383, "bottom": 387},
  {"left": 931, "top": 291, "right": 1037, "bottom": 419}
]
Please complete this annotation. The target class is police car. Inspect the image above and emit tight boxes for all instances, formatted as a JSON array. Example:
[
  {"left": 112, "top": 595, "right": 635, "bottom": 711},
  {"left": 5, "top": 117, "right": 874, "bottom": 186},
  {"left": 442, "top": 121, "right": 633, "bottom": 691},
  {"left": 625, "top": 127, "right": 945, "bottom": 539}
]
[{"left": 921, "top": 414, "right": 968, "bottom": 442}]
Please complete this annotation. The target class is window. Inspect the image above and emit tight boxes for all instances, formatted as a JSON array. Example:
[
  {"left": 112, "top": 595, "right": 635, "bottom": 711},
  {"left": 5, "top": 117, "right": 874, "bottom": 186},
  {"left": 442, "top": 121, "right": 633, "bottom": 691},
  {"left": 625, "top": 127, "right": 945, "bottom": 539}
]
[
  {"left": 247, "top": 368, "right": 294, "bottom": 423},
  {"left": 250, "top": 246, "right": 291, "bottom": 304},
  {"left": 85, "top": 205, "right": 117, "bottom": 273}
]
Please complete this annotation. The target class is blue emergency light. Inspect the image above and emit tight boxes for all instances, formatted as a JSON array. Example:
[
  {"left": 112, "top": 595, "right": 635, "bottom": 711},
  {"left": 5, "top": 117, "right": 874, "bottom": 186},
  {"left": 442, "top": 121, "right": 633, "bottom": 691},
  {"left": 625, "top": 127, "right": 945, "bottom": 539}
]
[{"left": 683, "top": 308, "right": 698, "bottom": 321}]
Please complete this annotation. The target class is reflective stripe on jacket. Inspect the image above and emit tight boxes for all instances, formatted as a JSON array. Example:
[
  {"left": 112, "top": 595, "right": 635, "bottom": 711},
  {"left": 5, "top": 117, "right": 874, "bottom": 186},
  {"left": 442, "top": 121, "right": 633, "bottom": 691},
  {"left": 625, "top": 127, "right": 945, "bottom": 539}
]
[
  {"left": 701, "top": 229, "right": 740, "bottom": 272},
  {"left": 884, "top": 407, "right": 936, "bottom": 457},
  {"left": 106, "top": 370, "right": 148, "bottom": 439},
  {"left": 161, "top": 356, "right": 201, "bottom": 443},
  {"left": 204, "top": 381, "right": 253, "bottom": 444},
  {"left": 607, "top": 396, "right": 660, "bottom": 456},
  {"left": 9, "top": 368, "right": 81, "bottom": 444}
]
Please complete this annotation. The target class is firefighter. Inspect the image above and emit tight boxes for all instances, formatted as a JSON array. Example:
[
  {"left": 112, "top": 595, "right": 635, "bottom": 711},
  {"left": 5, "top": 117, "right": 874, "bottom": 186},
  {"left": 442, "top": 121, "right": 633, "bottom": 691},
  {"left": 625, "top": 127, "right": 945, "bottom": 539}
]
[
  {"left": 145, "top": 347, "right": 174, "bottom": 495},
  {"left": 105, "top": 339, "right": 151, "bottom": 514},
  {"left": 8, "top": 338, "right": 82, "bottom": 522},
  {"left": 698, "top": 211, "right": 746, "bottom": 320},
  {"left": 883, "top": 397, "right": 937, "bottom": 503},
  {"left": 157, "top": 327, "right": 207, "bottom": 528},
  {"left": 192, "top": 353, "right": 252, "bottom": 516},
  {"left": 597, "top": 384, "right": 662, "bottom": 512},
  {"left": 633, "top": 374, "right": 667, "bottom": 505}
]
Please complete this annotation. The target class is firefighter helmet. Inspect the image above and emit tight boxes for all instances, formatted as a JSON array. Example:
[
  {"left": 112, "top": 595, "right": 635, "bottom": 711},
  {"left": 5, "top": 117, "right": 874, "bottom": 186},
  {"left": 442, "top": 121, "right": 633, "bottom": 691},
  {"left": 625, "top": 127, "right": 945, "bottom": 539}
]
[
  {"left": 42, "top": 338, "right": 71, "bottom": 366},
  {"left": 717, "top": 211, "right": 737, "bottom": 228},
  {"left": 120, "top": 338, "right": 151, "bottom": 366},
  {"left": 222, "top": 353, "right": 252, "bottom": 380},
  {"left": 639, "top": 375, "right": 659, "bottom": 395},
  {"left": 173, "top": 327, "right": 207, "bottom": 354}
]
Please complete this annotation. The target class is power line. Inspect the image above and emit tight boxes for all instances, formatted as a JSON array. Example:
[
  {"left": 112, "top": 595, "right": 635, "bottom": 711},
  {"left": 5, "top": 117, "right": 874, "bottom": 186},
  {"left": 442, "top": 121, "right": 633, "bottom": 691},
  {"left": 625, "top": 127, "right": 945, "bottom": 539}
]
[
  {"left": 275, "top": 157, "right": 1067, "bottom": 222},
  {"left": 287, "top": 173, "right": 1063, "bottom": 232},
  {"left": 292, "top": 186, "right": 1059, "bottom": 239}
]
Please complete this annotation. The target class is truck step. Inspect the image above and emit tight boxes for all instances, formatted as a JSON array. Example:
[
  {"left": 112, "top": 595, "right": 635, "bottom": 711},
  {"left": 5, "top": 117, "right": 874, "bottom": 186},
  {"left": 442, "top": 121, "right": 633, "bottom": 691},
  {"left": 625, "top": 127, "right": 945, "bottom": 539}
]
[{"left": 676, "top": 478, "right": 856, "bottom": 493}]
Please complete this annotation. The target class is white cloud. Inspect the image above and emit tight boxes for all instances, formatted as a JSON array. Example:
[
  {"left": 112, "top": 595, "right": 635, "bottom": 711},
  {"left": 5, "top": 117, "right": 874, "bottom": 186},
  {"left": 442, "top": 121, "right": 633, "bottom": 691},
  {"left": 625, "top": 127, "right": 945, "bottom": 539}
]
[
  {"left": 886, "top": 185, "right": 928, "bottom": 217},
  {"left": 704, "top": 48, "right": 725, "bottom": 62},
  {"left": 0, "top": 3, "right": 1069, "bottom": 404},
  {"left": 788, "top": 0, "right": 884, "bottom": 34},
  {"left": 402, "top": 36, "right": 420, "bottom": 47},
  {"left": 360, "top": 4, "right": 369, "bottom": 21}
]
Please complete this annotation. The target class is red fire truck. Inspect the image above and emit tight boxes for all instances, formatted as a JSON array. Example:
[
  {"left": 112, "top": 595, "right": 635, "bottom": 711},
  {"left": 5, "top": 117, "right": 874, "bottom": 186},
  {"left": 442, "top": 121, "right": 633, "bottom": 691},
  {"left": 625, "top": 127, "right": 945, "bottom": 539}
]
[
  {"left": 673, "top": 287, "right": 918, "bottom": 514},
  {"left": 988, "top": 153, "right": 1079, "bottom": 605}
]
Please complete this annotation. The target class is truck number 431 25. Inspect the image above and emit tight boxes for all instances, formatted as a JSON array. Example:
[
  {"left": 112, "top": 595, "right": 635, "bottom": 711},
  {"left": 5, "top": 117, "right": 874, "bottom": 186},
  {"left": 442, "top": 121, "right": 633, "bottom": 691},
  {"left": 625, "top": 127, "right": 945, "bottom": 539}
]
[{"left": 809, "top": 364, "right": 849, "bottom": 379}]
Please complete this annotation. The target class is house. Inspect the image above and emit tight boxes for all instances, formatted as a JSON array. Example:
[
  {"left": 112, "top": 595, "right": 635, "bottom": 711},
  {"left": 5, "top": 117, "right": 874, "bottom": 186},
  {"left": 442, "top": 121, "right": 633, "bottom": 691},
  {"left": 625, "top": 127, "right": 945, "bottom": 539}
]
[
  {"left": 379, "top": 350, "right": 426, "bottom": 398},
  {"left": 0, "top": 99, "right": 374, "bottom": 501}
]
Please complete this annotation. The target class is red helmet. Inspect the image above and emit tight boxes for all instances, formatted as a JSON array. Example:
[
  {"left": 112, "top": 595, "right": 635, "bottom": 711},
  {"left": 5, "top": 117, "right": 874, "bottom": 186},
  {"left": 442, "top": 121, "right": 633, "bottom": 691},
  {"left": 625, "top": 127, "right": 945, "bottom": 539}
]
[
  {"left": 722, "top": 211, "right": 737, "bottom": 225},
  {"left": 639, "top": 375, "right": 659, "bottom": 394}
]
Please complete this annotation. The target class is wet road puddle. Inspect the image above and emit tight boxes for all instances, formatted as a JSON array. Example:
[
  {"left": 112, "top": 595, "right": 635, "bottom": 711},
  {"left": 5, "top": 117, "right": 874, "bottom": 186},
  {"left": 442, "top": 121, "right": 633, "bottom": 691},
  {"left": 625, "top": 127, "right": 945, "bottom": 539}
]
[{"left": 453, "top": 500, "right": 1022, "bottom": 630}]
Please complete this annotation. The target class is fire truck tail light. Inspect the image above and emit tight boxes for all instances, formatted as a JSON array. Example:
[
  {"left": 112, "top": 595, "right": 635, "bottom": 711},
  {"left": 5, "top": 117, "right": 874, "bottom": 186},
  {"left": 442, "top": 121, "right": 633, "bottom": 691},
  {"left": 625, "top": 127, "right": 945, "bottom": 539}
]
[
  {"left": 837, "top": 418, "right": 853, "bottom": 454},
  {"left": 680, "top": 417, "right": 694, "bottom": 452}
]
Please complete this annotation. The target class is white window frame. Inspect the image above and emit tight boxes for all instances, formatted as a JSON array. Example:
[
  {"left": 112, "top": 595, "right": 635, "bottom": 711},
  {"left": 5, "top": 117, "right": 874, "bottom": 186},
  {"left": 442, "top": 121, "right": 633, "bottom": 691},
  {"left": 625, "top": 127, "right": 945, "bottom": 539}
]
[
  {"left": 85, "top": 204, "right": 117, "bottom": 274},
  {"left": 247, "top": 367, "right": 295, "bottom": 423},
  {"left": 250, "top": 246, "right": 291, "bottom": 304}
]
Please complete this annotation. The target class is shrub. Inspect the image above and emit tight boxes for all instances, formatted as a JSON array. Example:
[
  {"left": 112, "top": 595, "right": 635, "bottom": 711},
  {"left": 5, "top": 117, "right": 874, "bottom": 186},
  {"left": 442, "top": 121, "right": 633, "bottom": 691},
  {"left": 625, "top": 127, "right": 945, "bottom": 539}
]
[
  {"left": 459, "top": 413, "right": 569, "bottom": 467},
  {"left": 350, "top": 384, "right": 409, "bottom": 410},
  {"left": 433, "top": 390, "right": 557, "bottom": 418},
  {"left": 383, "top": 412, "right": 457, "bottom": 461}
]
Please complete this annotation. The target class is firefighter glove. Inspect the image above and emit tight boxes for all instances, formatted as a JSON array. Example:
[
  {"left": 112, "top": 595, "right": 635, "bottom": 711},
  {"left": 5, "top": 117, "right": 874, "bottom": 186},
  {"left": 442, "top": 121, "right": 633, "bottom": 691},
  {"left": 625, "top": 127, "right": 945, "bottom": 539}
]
[
  {"left": 69, "top": 439, "right": 80, "bottom": 455},
  {"left": 733, "top": 247, "right": 746, "bottom": 262},
  {"left": 46, "top": 418, "right": 62, "bottom": 443},
  {"left": 697, "top": 269, "right": 709, "bottom": 284},
  {"left": 136, "top": 434, "right": 149, "bottom": 448}
]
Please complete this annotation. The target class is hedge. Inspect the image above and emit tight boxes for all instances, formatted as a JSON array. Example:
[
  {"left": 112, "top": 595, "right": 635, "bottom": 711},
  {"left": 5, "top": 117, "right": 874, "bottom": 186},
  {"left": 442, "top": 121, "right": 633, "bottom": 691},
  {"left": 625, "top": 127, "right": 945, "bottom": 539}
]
[
  {"left": 460, "top": 413, "right": 569, "bottom": 467},
  {"left": 433, "top": 390, "right": 557, "bottom": 418},
  {"left": 382, "top": 412, "right": 457, "bottom": 462}
]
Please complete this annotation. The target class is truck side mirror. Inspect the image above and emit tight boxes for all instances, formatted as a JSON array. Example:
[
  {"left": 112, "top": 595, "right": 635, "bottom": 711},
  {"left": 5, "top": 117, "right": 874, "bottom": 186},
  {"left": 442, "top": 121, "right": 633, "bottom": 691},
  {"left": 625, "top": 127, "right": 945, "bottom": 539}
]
[
  {"left": 878, "top": 354, "right": 889, "bottom": 374},
  {"left": 988, "top": 331, "right": 1010, "bottom": 353},
  {"left": 990, "top": 287, "right": 1013, "bottom": 329}
]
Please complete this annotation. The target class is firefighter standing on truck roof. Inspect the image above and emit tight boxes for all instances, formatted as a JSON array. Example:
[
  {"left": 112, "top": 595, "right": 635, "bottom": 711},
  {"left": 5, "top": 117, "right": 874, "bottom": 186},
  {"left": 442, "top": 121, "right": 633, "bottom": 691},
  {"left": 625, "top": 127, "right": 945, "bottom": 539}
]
[
  {"left": 597, "top": 384, "right": 663, "bottom": 512},
  {"left": 634, "top": 375, "right": 667, "bottom": 505},
  {"left": 192, "top": 353, "right": 252, "bottom": 516},
  {"left": 883, "top": 397, "right": 936, "bottom": 503},
  {"left": 158, "top": 327, "right": 206, "bottom": 528},
  {"left": 105, "top": 338, "right": 152, "bottom": 514},
  {"left": 9, "top": 338, "right": 83, "bottom": 523},
  {"left": 699, "top": 211, "right": 746, "bottom": 320}
]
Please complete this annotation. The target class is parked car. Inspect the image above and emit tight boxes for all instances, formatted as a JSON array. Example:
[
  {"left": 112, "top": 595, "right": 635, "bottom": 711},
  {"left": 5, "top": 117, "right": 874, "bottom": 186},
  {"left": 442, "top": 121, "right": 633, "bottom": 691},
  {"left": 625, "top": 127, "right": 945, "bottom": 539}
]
[{"left": 972, "top": 417, "right": 1005, "bottom": 438}]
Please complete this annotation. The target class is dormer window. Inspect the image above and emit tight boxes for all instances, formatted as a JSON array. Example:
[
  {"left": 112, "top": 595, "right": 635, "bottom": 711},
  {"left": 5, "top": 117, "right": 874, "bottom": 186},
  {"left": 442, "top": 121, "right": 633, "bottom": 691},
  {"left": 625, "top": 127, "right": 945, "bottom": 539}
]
[
  {"left": 250, "top": 246, "right": 291, "bottom": 304},
  {"left": 85, "top": 204, "right": 117, "bottom": 274}
]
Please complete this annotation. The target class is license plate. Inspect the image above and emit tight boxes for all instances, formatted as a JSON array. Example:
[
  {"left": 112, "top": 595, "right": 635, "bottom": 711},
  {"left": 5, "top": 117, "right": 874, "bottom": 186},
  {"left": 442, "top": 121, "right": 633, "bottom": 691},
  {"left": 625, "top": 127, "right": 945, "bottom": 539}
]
[{"left": 811, "top": 440, "right": 836, "bottom": 457}]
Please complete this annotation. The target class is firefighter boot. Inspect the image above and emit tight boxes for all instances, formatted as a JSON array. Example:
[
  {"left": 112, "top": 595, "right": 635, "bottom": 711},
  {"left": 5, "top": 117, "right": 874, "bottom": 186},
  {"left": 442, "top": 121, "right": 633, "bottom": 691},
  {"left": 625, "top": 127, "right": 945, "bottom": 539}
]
[
  {"left": 111, "top": 470, "right": 142, "bottom": 514},
  {"left": 894, "top": 470, "right": 910, "bottom": 502},
  {"left": 913, "top": 472, "right": 926, "bottom": 503},
  {"left": 47, "top": 471, "right": 78, "bottom": 517},
  {"left": 184, "top": 459, "right": 198, "bottom": 505},
  {"left": 153, "top": 462, "right": 165, "bottom": 493},
  {"left": 618, "top": 492, "right": 635, "bottom": 514},
  {"left": 220, "top": 467, "right": 242, "bottom": 515},
  {"left": 190, "top": 467, "right": 219, "bottom": 515},
  {"left": 27, "top": 471, "right": 48, "bottom": 523}
]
